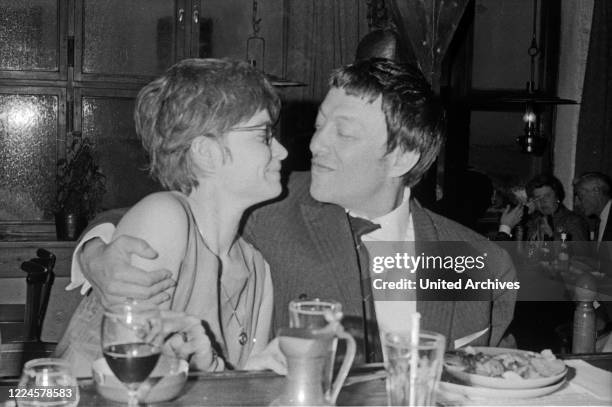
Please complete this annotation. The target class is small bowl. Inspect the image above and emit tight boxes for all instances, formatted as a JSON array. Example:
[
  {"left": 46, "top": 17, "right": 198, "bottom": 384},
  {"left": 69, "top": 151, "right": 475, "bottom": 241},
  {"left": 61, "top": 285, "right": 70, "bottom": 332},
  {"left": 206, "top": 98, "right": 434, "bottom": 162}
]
[{"left": 92, "top": 354, "right": 188, "bottom": 403}]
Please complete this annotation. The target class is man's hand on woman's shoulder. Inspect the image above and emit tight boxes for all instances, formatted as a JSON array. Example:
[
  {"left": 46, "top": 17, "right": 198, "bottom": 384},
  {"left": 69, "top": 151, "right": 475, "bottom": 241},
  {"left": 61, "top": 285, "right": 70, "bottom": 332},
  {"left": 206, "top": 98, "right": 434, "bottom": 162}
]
[{"left": 80, "top": 235, "right": 176, "bottom": 308}]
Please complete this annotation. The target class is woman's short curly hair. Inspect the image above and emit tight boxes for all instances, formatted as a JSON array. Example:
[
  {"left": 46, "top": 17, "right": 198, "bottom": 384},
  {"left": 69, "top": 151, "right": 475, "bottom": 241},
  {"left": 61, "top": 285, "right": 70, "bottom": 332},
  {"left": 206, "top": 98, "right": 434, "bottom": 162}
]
[
  {"left": 134, "top": 58, "right": 280, "bottom": 193},
  {"left": 526, "top": 173, "right": 565, "bottom": 202}
]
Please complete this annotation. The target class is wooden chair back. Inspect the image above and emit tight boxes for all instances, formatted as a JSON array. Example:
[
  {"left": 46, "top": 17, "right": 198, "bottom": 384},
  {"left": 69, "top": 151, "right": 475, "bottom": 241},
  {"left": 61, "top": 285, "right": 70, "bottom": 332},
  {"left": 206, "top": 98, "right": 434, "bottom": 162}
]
[{"left": 0, "top": 249, "right": 57, "bottom": 342}]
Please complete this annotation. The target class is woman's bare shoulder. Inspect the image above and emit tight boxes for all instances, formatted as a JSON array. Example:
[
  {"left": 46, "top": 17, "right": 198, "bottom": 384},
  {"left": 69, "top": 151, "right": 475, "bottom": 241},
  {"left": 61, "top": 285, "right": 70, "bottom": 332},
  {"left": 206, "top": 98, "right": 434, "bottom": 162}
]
[
  {"left": 116, "top": 191, "right": 189, "bottom": 241},
  {"left": 114, "top": 192, "right": 190, "bottom": 275}
]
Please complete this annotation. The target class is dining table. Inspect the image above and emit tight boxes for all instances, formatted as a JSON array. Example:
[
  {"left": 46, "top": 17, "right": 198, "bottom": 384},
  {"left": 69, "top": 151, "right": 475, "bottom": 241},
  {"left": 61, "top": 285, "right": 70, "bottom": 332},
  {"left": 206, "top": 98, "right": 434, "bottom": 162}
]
[{"left": 1, "top": 352, "right": 611, "bottom": 406}]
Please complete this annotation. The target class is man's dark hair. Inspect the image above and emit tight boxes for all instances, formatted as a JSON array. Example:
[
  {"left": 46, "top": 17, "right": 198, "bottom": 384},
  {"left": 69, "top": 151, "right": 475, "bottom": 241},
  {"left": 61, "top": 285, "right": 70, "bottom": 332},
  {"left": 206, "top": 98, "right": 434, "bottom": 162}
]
[
  {"left": 329, "top": 58, "right": 445, "bottom": 187},
  {"left": 526, "top": 173, "right": 566, "bottom": 202}
]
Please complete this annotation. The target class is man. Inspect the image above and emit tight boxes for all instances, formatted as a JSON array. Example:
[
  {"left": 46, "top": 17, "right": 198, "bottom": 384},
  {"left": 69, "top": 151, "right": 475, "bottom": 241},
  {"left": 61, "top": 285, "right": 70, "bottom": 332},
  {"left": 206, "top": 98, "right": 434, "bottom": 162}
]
[
  {"left": 574, "top": 172, "right": 612, "bottom": 246},
  {"left": 69, "top": 59, "right": 517, "bottom": 362},
  {"left": 573, "top": 172, "right": 612, "bottom": 339},
  {"left": 574, "top": 171, "right": 612, "bottom": 272}
]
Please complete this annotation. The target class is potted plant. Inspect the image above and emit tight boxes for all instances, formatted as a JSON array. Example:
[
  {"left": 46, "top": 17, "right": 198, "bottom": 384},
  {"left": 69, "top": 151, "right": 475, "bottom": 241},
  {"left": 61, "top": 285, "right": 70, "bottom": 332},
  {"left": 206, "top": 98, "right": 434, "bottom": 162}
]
[{"left": 54, "top": 132, "right": 106, "bottom": 240}]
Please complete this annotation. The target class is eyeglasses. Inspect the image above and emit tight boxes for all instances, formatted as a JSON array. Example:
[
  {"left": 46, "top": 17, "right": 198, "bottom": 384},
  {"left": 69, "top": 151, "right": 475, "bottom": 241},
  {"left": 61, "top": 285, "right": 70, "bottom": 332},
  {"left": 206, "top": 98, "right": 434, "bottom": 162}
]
[
  {"left": 230, "top": 123, "right": 277, "bottom": 146},
  {"left": 530, "top": 189, "right": 557, "bottom": 204}
]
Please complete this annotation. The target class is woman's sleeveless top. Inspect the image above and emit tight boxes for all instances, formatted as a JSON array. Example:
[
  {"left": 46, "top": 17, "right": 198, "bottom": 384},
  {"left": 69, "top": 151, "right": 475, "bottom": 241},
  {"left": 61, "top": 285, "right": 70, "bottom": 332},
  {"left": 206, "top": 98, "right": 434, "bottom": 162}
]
[{"left": 54, "top": 192, "right": 273, "bottom": 376}]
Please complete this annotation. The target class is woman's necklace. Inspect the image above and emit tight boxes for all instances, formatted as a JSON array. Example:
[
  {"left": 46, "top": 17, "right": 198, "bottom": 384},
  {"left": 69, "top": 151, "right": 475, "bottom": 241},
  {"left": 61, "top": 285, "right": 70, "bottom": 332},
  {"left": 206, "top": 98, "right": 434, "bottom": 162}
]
[
  {"left": 221, "top": 282, "right": 249, "bottom": 346},
  {"left": 193, "top": 218, "right": 249, "bottom": 347}
]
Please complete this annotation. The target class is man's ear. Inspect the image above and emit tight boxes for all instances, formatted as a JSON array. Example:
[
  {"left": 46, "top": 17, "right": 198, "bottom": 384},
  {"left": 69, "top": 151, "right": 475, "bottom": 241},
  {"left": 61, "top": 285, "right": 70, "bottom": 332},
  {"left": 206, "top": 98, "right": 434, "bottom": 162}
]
[
  {"left": 190, "top": 135, "right": 225, "bottom": 174},
  {"left": 387, "top": 147, "right": 420, "bottom": 178}
]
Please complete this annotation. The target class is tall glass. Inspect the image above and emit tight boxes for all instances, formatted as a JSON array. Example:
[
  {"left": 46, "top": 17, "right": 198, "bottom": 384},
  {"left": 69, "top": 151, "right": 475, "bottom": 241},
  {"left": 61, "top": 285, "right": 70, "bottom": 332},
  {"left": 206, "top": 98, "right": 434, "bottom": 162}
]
[
  {"left": 101, "top": 301, "right": 162, "bottom": 407},
  {"left": 382, "top": 330, "right": 445, "bottom": 407},
  {"left": 288, "top": 299, "right": 344, "bottom": 399},
  {"left": 17, "top": 358, "right": 79, "bottom": 407}
]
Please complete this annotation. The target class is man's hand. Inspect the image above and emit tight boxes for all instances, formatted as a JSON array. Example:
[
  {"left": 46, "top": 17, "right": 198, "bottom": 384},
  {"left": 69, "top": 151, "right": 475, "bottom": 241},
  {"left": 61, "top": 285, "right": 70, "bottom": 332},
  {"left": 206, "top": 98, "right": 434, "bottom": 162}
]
[
  {"left": 500, "top": 204, "right": 524, "bottom": 229},
  {"left": 80, "top": 235, "right": 176, "bottom": 308}
]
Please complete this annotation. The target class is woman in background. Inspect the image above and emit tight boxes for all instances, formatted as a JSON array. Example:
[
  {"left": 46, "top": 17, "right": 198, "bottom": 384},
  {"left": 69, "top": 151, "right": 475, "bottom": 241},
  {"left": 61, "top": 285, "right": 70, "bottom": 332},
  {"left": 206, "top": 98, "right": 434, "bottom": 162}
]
[{"left": 525, "top": 174, "right": 589, "bottom": 242}]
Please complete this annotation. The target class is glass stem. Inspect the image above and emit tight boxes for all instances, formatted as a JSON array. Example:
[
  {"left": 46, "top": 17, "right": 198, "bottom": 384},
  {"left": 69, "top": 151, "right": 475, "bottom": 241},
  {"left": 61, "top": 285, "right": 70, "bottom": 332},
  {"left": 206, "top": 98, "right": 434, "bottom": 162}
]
[{"left": 127, "top": 387, "right": 140, "bottom": 407}]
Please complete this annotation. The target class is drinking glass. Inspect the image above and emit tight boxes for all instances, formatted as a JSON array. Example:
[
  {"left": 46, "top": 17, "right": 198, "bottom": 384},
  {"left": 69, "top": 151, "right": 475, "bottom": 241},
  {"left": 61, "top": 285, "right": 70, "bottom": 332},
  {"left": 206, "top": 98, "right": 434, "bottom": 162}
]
[
  {"left": 382, "top": 330, "right": 445, "bottom": 406},
  {"left": 17, "top": 358, "right": 79, "bottom": 407},
  {"left": 101, "top": 301, "right": 162, "bottom": 407},
  {"left": 288, "top": 298, "right": 350, "bottom": 400}
]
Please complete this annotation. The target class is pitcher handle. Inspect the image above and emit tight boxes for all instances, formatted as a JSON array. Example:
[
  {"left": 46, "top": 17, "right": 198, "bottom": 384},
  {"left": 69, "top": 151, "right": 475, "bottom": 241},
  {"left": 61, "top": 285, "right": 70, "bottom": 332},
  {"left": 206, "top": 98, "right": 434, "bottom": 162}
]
[{"left": 329, "top": 328, "right": 356, "bottom": 405}]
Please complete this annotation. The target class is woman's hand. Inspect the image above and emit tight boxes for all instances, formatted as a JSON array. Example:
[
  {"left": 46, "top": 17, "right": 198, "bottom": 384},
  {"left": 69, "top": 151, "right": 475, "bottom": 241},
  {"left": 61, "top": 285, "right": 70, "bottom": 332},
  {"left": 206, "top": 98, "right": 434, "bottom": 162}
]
[
  {"left": 159, "top": 310, "right": 224, "bottom": 371},
  {"left": 539, "top": 216, "right": 554, "bottom": 238},
  {"left": 526, "top": 199, "right": 537, "bottom": 215},
  {"left": 500, "top": 204, "right": 524, "bottom": 229}
]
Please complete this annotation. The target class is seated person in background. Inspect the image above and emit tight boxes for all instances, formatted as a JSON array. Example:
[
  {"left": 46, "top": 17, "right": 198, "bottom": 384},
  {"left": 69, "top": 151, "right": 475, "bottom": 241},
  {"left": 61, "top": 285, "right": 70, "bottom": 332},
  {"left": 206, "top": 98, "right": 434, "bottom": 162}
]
[
  {"left": 574, "top": 172, "right": 612, "bottom": 246},
  {"left": 574, "top": 172, "right": 612, "bottom": 333},
  {"left": 54, "top": 58, "right": 287, "bottom": 374},
  {"left": 507, "top": 174, "right": 591, "bottom": 351},
  {"left": 483, "top": 182, "right": 528, "bottom": 241},
  {"left": 524, "top": 174, "right": 589, "bottom": 243},
  {"left": 68, "top": 59, "right": 517, "bottom": 363},
  {"left": 493, "top": 175, "right": 591, "bottom": 244},
  {"left": 574, "top": 172, "right": 612, "bottom": 276}
]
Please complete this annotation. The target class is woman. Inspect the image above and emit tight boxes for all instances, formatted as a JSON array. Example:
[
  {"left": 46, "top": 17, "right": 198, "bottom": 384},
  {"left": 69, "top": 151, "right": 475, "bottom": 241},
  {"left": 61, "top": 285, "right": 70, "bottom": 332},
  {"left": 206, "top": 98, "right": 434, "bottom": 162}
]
[
  {"left": 525, "top": 174, "right": 589, "bottom": 243},
  {"left": 55, "top": 58, "right": 287, "bottom": 375},
  {"left": 511, "top": 174, "right": 590, "bottom": 351}
]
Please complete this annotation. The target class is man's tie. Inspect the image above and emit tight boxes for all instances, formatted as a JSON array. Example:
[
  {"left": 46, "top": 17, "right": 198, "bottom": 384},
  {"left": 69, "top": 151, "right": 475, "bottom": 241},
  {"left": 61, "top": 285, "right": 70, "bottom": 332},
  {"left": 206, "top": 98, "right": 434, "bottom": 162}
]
[
  {"left": 347, "top": 214, "right": 382, "bottom": 362},
  {"left": 595, "top": 215, "right": 603, "bottom": 244}
]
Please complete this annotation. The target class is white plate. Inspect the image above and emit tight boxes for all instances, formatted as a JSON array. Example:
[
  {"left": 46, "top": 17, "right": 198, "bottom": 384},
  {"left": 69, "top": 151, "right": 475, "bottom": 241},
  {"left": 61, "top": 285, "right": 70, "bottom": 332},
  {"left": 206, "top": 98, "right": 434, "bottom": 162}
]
[
  {"left": 438, "top": 377, "right": 566, "bottom": 400},
  {"left": 444, "top": 347, "right": 567, "bottom": 389}
]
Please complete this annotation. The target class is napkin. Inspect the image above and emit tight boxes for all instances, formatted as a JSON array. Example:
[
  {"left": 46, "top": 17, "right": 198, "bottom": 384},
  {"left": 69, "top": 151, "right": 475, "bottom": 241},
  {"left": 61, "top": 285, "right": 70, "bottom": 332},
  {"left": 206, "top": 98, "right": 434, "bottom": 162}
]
[
  {"left": 564, "top": 359, "right": 612, "bottom": 401},
  {"left": 243, "top": 337, "right": 287, "bottom": 375}
]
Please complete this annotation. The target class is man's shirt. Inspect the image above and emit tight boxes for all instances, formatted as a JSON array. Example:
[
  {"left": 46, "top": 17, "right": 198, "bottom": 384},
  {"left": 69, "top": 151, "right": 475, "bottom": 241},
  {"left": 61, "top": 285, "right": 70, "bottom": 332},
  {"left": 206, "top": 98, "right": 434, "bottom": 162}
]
[
  {"left": 347, "top": 188, "right": 417, "bottom": 334},
  {"left": 598, "top": 199, "right": 611, "bottom": 245},
  {"left": 66, "top": 224, "right": 115, "bottom": 294},
  {"left": 345, "top": 188, "right": 489, "bottom": 348}
]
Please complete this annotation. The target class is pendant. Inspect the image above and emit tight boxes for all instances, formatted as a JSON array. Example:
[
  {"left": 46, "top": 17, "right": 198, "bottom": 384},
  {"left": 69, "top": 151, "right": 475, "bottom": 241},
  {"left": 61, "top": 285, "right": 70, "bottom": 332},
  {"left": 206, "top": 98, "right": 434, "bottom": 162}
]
[{"left": 239, "top": 331, "right": 248, "bottom": 346}]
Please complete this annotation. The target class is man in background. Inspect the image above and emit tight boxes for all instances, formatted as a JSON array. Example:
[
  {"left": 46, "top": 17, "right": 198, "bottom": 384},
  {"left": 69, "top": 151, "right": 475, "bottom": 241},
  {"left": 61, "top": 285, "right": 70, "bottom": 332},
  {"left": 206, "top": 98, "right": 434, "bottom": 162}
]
[
  {"left": 574, "top": 172, "right": 612, "bottom": 341},
  {"left": 574, "top": 172, "right": 612, "bottom": 247}
]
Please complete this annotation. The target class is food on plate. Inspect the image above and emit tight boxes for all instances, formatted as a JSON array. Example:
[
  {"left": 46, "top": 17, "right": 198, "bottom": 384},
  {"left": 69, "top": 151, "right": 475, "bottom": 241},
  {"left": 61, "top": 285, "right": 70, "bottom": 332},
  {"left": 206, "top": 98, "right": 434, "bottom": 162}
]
[{"left": 444, "top": 347, "right": 566, "bottom": 380}]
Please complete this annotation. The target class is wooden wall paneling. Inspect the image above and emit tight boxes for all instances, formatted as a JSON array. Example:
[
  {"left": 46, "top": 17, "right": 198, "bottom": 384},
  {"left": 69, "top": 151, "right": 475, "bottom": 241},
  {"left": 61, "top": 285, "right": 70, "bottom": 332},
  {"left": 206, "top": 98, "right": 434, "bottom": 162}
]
[{"left": 0, "top": 0, "right": 67, "bottom": 81}]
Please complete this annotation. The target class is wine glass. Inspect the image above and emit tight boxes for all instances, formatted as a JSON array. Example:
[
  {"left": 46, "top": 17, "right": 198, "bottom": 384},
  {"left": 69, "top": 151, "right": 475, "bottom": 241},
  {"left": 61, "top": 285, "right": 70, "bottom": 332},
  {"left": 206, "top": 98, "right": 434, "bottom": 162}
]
[
  {"left": 18, "top": 358, "right": 79, "bottom": 407},
  {"left": 101, "top": 301, "right": 162, "bottom": 407}
]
